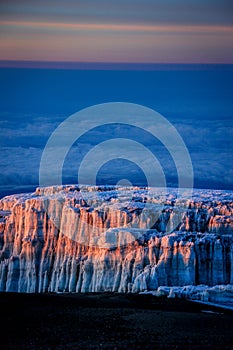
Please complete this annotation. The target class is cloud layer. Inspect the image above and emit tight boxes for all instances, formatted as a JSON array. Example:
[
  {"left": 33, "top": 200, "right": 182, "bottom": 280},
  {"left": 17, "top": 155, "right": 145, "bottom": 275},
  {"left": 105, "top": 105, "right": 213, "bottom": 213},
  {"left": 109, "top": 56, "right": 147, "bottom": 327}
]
[
  {"left": 1, "top": 1, "right": 233, "bottom": 26},
  {"left": 0, "top": 111, "right": 232, "bottom": 196},
  {"left": 0, "top": 66, "right": 232, "bottom": 196}
]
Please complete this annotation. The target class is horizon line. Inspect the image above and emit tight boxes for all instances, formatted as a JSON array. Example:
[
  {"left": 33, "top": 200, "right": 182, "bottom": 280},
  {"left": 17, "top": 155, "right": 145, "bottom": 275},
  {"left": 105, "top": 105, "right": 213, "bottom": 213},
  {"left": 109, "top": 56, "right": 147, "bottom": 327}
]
[{"left": 0, "top": 60, "right": 232, "bottom": 70}]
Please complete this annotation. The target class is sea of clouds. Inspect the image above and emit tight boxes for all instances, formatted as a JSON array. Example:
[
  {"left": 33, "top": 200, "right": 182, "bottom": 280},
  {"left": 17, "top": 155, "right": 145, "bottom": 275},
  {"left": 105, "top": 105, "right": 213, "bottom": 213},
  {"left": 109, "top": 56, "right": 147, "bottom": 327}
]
[{"left": 0, "top": 112, "right": 232, "bottom": 198}]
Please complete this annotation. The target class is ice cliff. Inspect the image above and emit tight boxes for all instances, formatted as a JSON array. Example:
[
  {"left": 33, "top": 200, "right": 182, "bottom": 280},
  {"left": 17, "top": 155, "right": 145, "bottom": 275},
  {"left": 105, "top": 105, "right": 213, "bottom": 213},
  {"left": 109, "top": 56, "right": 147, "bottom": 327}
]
[{"left": 0, "top": 185, "right": 232, "bottom": 294}]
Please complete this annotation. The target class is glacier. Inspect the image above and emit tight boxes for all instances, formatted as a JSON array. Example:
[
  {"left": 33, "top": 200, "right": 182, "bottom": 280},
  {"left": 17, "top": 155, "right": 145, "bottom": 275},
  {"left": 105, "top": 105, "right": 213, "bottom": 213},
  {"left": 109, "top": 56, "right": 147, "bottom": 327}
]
[{"left": 0, "top": 185, "right": 232, "bottom": 304}]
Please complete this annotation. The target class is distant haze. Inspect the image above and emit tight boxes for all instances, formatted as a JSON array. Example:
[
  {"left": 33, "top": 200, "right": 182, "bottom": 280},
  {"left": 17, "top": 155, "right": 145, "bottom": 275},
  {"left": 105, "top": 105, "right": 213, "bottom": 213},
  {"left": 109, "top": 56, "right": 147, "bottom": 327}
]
[{"left": 0, "top": 1, "right": 233, "bottom": 63}]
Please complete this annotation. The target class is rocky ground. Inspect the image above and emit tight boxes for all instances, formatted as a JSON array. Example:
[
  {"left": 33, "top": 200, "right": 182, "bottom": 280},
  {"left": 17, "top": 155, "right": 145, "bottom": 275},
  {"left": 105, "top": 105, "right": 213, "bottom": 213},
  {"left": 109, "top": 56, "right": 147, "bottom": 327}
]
[{"left": 1, "top": 292, "right": 233, "bottom": 350}]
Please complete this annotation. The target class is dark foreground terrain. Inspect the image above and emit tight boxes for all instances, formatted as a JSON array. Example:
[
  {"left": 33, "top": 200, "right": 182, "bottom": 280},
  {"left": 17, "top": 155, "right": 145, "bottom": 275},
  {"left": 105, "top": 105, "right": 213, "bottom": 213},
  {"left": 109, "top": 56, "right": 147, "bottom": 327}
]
[{"left": 1, "top": 292, "right": 233, "bottom": 350}]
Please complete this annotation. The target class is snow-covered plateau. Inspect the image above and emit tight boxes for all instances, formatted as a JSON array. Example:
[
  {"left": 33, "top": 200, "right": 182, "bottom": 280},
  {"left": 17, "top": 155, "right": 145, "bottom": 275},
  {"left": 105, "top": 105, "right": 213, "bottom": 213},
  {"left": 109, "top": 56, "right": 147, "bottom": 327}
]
[{"left": 0, "top": 185, "right": 232, "bottom": 306}]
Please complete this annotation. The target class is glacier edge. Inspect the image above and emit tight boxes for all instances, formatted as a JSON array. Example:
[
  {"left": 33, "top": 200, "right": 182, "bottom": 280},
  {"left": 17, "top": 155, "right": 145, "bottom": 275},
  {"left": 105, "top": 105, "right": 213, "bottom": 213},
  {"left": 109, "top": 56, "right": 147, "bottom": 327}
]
[{"left": 0, "top": 185, "right": 232, "bottom": 296}]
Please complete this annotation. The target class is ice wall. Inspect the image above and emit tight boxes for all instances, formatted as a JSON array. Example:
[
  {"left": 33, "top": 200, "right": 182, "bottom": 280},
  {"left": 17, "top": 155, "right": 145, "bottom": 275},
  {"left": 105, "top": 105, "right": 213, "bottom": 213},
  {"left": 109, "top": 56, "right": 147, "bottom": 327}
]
[{"left": 0, "top": 185, "right": 232, "bottom": 293}]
